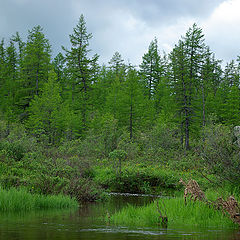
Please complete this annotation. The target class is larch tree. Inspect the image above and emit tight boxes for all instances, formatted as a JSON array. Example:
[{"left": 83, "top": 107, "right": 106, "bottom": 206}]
[
  {"left": 170, "top": 24, "right": 206, "bottom": 150},
  {"left": 0, "top": 39, "right": 20, "bottom": 125},
  {"left": 27, "top": 70, "right": 72, "bottom": 144},
  {"left": 124, "top": 68, "right": 154, "bottom": 139},
  {"left": 199, "top": 48, "right": 222, "bottom": 128},
  {"left": 140, "top": 38, "right": 163, "bottom": 100},
  {"left": 63, "top": 14, "right": 99, "bottom": 132},
  {"left": 0, "top": 39, "right": 7, "bottom": 112},
  {"left": 109, "top": 51, "right": 126, "bottom": 82},
  {"left": 17, "top": 25, "right": 51, "bottom": 114},
  {"left": 220, "top": 60, "right": 240, "bottom": 126}
]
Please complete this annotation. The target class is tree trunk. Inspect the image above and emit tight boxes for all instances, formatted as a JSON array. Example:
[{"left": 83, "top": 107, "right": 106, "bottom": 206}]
[{"left": 129, "top": 94, "right": 133, "bottom": 139}]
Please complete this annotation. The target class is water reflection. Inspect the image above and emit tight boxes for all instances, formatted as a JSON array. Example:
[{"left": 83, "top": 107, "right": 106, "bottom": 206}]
[{"left": 0, "top": 194, "right": 239, "bottom": 240}]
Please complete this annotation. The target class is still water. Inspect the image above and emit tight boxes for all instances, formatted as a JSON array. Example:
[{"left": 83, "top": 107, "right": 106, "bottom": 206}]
[{"left": 0, "top": 194, "right": 239, "bottom": 240}]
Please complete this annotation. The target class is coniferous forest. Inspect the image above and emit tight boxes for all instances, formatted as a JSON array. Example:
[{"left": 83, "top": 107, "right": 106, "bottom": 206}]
[{"left": 1, "top": 14, "right": 240, "bottom": 202}]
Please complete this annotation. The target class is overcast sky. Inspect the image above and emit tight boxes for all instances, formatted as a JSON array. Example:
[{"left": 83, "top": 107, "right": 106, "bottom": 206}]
[{"left": 1, "top": 0, "right": 240, "bottom": 66}]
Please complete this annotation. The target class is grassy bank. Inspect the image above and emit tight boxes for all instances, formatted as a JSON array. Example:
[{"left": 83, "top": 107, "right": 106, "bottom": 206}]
[
  {"left": 0, "top": 187, "right": 78, "bottom": 211},
  {"left": 110, "top": 197, "right": 238, "bottom": 228}
]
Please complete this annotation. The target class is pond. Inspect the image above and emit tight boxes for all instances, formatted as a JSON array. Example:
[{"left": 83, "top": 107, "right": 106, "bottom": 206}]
[{"left": 0, "top": 193, "right": 239, "bottom": 240}]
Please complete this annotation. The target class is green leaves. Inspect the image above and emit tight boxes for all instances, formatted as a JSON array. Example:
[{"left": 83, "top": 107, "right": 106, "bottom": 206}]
[{"left": 27, "top": 70, "right": 72, "bottom": 144}]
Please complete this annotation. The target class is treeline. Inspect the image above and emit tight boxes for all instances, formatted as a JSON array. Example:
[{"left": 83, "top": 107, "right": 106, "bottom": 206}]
[{"left": 1, "top": 14, "right": 240, "bottom": 152}]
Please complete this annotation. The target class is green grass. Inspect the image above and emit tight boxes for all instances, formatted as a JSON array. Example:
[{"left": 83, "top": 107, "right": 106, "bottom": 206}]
[
  {"left": 110, "top": 197, "right": 238, "bottom": 229},
  {"left": 0, "top": 187, "right": 78, "bottom": 211}
]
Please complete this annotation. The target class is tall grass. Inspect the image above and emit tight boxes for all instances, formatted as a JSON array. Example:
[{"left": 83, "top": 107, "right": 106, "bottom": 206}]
[
  {"left": 0, "top": 187, "right": 78, "bottom": 211},
  {"left": 110, "top": 197, "right": 238, "bottom": 229}
]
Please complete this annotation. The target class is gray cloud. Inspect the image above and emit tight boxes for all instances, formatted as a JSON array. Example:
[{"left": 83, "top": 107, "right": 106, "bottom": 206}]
[
  {"left": 0, "top": 0, "right": 236, "bottom": 66},
  {"left": 115, "top": 0, "right": 225, "bottom": 25}
]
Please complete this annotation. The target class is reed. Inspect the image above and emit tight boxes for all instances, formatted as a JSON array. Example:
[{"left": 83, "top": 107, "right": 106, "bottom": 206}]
[
  {"left": 0, "top": 187, "right": 78, "bottom": 211},
  {"left": 110, "top": 197, "right": 238, "bottom": 228}
]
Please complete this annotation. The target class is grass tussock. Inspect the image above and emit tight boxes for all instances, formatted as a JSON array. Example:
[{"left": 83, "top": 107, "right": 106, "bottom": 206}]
[
  {"left": 0, "top": 187, "right": 78, "bottom": 211},
  {"left": 110, "top": 197, "right": 238, "bottom": 229}
]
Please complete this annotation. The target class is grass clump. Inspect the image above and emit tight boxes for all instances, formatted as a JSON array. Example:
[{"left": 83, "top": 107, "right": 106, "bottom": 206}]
[
  {"left": 0, "top": 187, "right": 78, "bottom": 212},
  {"left": 110, "top": 197, "right": 238, "bottom": 229}
]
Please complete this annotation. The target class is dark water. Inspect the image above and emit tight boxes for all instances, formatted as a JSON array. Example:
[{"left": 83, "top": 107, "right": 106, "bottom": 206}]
[{"left": 0, "top": 194, "right": 240, "bottom": 240}]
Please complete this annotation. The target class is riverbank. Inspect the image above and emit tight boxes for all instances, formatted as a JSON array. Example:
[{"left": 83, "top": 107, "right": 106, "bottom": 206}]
[{"left": 110, "top": 196, "right": 238, "bottom": 229}]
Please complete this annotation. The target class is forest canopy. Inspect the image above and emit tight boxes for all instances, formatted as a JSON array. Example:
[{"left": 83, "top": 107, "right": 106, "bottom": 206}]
[{"left": 1, "top": 15, "right": 240, "bottom": 151}]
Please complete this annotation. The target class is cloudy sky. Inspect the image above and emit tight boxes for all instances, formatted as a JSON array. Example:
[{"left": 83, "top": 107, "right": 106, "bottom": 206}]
[{"left": 1, "top": 0, "right": 240, "bottom": 66}]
